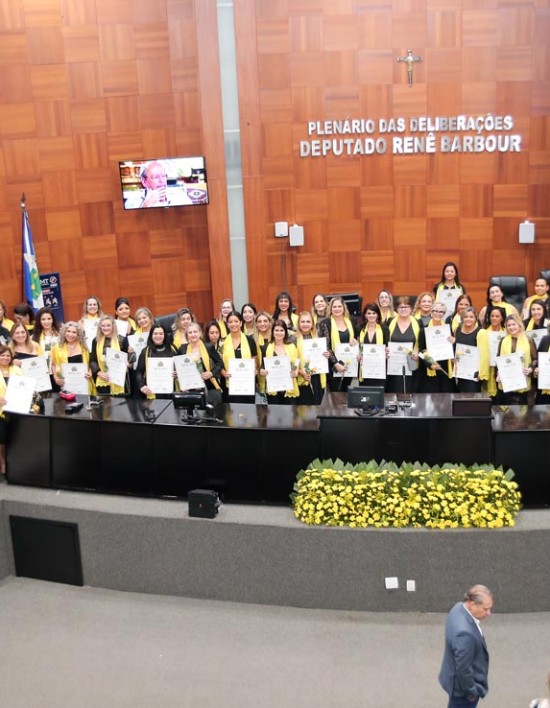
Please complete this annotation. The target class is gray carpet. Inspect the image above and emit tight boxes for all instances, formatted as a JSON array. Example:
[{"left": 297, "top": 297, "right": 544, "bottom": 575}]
[{"left": 0, "top": 576, "right": 547, "bottom": 708}]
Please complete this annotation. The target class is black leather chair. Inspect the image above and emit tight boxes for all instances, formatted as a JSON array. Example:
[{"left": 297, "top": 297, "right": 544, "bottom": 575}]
[
  {"left": 489, "top": 275, "right": 527, "bottom": 314},
  {"left": 539, "top": 269, "right": 550, "bottom": 284},
  {"left": 155, "top": 312, "right": 176, "bottom": 332}
]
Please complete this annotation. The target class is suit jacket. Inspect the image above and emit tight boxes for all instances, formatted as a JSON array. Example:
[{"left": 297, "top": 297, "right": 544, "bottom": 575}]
[{"left": 439, "top": 602, "right": 489, "bottom": 700}]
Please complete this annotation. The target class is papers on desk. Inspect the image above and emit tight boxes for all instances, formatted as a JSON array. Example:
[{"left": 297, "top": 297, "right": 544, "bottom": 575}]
[
  {"left": 495, "top": 352, "right": 527, "bottom": 393},
  {"left": 360, "top": 343, "right": 386, "bottom": 380},
  {"left": 333, "top": 343, "right": 359, "bottom": 378},
  {"left": 2, "top": 375, "right": 35, "bottom": 414},
  {"left": 61, "top": 362, "right": 89, "bottom": 394},
  {"left": 20, "top": 356, "right": 52, "bottom": 392}
]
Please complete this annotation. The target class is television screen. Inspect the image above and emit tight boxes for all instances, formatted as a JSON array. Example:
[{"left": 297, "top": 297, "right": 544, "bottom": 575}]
[{"left": 119, "top": 156, "right": 209, "bottom": 210}]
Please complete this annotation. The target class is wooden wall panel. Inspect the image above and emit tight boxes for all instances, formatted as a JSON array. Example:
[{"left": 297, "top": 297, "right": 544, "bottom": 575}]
[
  {"left": 236, "top": 0, "right": 549, "bottom": 312},
  {"left": 0, "top": 0, "right": 216, "bottom": 323}
]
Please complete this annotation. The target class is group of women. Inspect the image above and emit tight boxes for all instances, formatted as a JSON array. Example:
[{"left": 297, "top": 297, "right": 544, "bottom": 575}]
[{"left": 1, "top": 264, "right": 549, "bottom": 472}]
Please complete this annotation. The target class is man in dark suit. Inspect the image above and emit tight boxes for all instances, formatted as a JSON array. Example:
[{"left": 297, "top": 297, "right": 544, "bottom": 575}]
[{"left": 439, "top": 584, "right": 493, "bottom": 708}]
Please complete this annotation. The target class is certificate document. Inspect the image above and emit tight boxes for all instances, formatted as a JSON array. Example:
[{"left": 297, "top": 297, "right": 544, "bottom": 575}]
[
  {"left": 301, "top": 337, "right": 329, "bottom": 374},
  {"left": 128, "top": 333, "right": 148, "bottom": 370},
  {"left": 360, "top": 344, "right": 386, "bottom": 380},
  {"left": 495, "top": 352, "right": 527, "bottom": 393},
  {"left": 333, "top": 343, "right": 359, "bottom": 378},
  {"left": 83, "top": 319, "right": 99, "bottom": 351},
  {"left": 537, "top": 352, "right": 550, "bottom": 390},
  {"left": 526, "top": 328, "right": 546, "bottom": 350},
  {"left": 173, "top": 354, "right": 205, "bottom": 390},
  {"left": 424, "top": 325, "right": 454, "bottom": 361},
  {"left": 20, "top": 356, "right": 52, "bottom": 392},
  {"left": 264, "top": 355, "right": 293, "bottom": 393},
  {"left": 487, "top": 331, "right": 505, "bottom": 366},
  {"left": 387, "top": 341, "right": 413, "bottom": 376},
  {"left": 115, "top": 319, "right": 131, "bottom": 337},
  {"left": 228, "top": 358, "right": 255, "bottom": 397},
  {"left": 61, "top": 363, "right": 89, "bottom": 394},
  {"left": 439, "top": 288, "right": 462, "bottom": 312},
  {"left": 105, "top": 349, "right": 128, "bottom": 389},
  {"left": 146, "top": 357, "right": 174, "bottom": 394},
  {"left": 3, "top": 375, "right": 35, "bottom": 414},
  {"left": 454, "top": 345, "right": 480, "bottom": 381}
]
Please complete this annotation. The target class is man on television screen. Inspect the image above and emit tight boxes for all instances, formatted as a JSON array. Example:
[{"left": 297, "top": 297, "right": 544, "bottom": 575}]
[{"left": 125, "top": 160, "right": 193, "bottom": 208}]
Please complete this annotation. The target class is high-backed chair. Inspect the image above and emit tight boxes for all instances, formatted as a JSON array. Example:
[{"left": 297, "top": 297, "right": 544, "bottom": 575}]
[
  {"left": 155, "top": 312, "right": 176, "bottom": 332},
  {"left": 489, "top": 275, "right": 527, "bottom": 315},
  {"left": 539, "top": 269, "right": 550, "bottom": 284}
]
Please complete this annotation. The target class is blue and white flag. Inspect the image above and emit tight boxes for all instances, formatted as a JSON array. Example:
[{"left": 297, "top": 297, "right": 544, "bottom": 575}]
[{"left": 22, "top": 209, "right": 44, "bottom": 311}]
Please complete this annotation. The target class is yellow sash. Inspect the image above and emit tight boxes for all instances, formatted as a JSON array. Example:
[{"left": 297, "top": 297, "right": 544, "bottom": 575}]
[
  {"left": 217, "top": 319, "right": 229, "bottom": 339},
  {"left": 222, "top": 332, "right": 252, "bottom": 370},
  {"left": 498, "top": 333, "right": 532, "bottom": 392},
  {"left": 184, "top": 342, "right": 221, "bottom": 391},
  {"left": 388, "top": 317, "right": 421, "bottom": 351},
  {"left": 330, "top": 317, "right": 354, "bottom": 347},
  {"left": 359, "top": 324, "right": 385, "bottom": 345},
  {"left": 296, "top": 336, "right": 326, "bottom": 390},
  {"left": 265, "top": 342, "right": 299, "bottom": 398},
  {"left": 422, "top": 321, "right": 453, "bottom": 377},
  {"left": 51, "top": 344, "right": 94, "bottom": 394},
  {"left": 435, "top": 283, "right": 462, "bottom": 300}
]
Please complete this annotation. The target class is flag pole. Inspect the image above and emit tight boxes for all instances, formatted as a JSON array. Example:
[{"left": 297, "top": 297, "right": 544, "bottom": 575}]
[{"left": 21, "top": 195, "right": 45, "bottom": 312}]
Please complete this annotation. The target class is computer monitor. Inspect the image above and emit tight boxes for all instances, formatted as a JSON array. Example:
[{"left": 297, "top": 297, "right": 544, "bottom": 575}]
[{"left": 347, "top": 386, "right": 385, "bottom": 413}]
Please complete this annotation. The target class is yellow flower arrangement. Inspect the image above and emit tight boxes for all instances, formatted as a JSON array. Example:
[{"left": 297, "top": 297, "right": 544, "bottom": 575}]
[{"left": 292, "top": 459, "right": 521, "bottom": 529}]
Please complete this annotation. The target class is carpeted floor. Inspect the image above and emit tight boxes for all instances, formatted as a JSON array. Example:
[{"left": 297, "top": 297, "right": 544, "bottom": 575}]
[{"left": 0, "top": 576, "right": 547, "bottom": 708}]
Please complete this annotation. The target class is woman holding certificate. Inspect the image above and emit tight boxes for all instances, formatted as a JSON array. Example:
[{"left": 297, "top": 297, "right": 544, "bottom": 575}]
[
  {"left": 51, "top": 322, "right": 93, "bottom": 393},
  {"left": 136, "top": 324, "right": 178, "bottom": 399},
  {"left": 535, "top": 333, "right": 550, "bottom": 404},
  {"left": 482, "top": 306, "right": 507, "bottom": 401},
  {"left": 79, "top": 295, "right": 104, "bottom": 350},
  {"left": 495, "top": 314, "right": 537, "bottom": 404},
  {"left": 432, "top": 261, "right": 464, "bottom": 313},
  {"left": 357, "top": 303, "right": 389, "bottom": 389},
  {"left": 453, "top": 307, "right": 490, "bottom": 393},
  {"left": 317, "top": 297, "right": 358, "bottom": 393},
  {"left": 89, "top": 315, "right": 131, "bottom": 396},
  {"left": 177, "top": 322, "right": 223, "bottom": 393},
  {"left": 418, "top": 302, "right": 455, "bottom": 393},
  {"left": 0, "top": 345, "right": 24, "bottom": 475},
  {"left": 220, "top": 311, "right": 258, "bottom": 403},
  {"left": 259, "top": 320, "right": 299, "bottom": 404},
  {"left": 385, "top": 297, "right": 424, "bottom": 394},
  {"left": 296, "top": 311, "right": 327, "bottom": 405}
]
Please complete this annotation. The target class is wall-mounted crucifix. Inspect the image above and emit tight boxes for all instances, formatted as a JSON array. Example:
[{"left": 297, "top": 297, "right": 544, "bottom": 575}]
[{"left": 397, "top": 49, "right": 422, "bottom": 87}]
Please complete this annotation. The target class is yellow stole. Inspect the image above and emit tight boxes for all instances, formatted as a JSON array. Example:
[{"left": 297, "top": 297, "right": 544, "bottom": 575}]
[
  {"left": 423, "top": 321, "right": 453, "bottom": 377},
  {"left": 435, "top": 283, "right": 462, "bottom": 300},
  {"left": 498, "top": 333, "right": 532, "bottom": 392},
  {"left": 330, "top": 317, "right": 354, "bottom": 347},
  {"left": 359, "top": 324, "right": 384, "bottom": 345},
  {"left": 388, "top": 317, "right": 421, "bottom": 351},
  {"left": 217, "top": 319, "right": 229, "bottom": 339},
  {"left": 183, "top": 342, "right": 221, "bottom": 391},
  {"left": 96, "top": 336, "right": 125, "bottom": 395},
  {"left": 265, "top": 342, "right": 299, "bottom": 398},
  {"left": 222, "top": 332, "right": 252, "bottom": 370},
  {"left": 0, "top": 366, "right": 23, "bottom": 416},
  {"left": 172, "top": 330, "right": 186, "bottom": 349},
  {"left": 525, "top": 318, "right": 547, "bottom": 332},
  {"left": 491, "top": 300, "right": 517, "bottom": 317},
  {"left": 296, "top": 336, "right": 326, "bottom": 389}
]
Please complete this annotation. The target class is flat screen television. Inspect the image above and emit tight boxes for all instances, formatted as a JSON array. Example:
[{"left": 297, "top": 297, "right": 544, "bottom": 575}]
[{"left": 119, "top": 156, "right": 209, "bottom": 210}]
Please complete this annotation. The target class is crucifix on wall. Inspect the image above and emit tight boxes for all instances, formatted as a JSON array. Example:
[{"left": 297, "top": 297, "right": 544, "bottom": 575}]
[{"left": 397, "top": 49, "right": 422, "bottom": 87}]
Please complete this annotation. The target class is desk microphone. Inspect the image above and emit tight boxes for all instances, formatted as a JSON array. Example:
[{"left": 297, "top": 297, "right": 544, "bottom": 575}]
[{"left": 402, "top": 365, "right": 407, "bottom": 397}]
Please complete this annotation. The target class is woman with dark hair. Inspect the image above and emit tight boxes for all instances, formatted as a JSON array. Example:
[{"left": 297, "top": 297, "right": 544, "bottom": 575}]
[
  {"left": 478, "top": 284, "right": 519, "bottom": 327},
  {"left": 495, "top": 314, "right": 537, "bottom": 404},
  {"left": 32, "top": 307, "right": 60, "bottom": 354},
  {"left": 114, "top": 297, "right": 136, "bottom": 337},
  {"left": 135, "top": 324, "right": 178, "bottom": 399},
  {"left": 220, "top": 311, "right": 258, "bottom": 403},
  {"left": 482, "top": 305, "right": 507, "bottom": 401},
  {"left": 453, "top": 307, "right": 490, "bottom": 393},
  {"left": 241, "top": 303, "right": 258, "bottom": 339},
  {"left": 385, "top": 296, "right": 424, "bottom": 394},
  {"left": 446, "top": 293, "right": 473, "bottom": 333},
  {"left": 433, "top": 261, "right": 464, "bottom": 305},
  {"left": 177, "top": 322, "right": 223, "bottom": 393},
  {"left": 272, "top": 291, "right": 298, "bottom": 334},
  {"left": 89, "top": 315, "right": 131, "bottom": 396},
  {"left": 524, "top": 299, "right": 548, "bottom": 335},
  {"left": 170, "top": 307, "right": 196, "bottom": 349},
  {"left": 0, "top": 344, "right": 23, "bottom": 474},
  {"left": 217, "top": 298, "right": 235, "bottom": 340},
  {"left": 13, "top": 303, "right": 35, "bottom": 332},
  {"left": 317, "top": 297, "right": 358, "bottom": 393},
  {"left": 522, "top": 276, "right": 549, "bottom": 319},
  {"left": 259, "top": 319, "right": 299, "bottom": 404},
  {"left": 357, "top": 302, "right": 389, "bottom": 388},
  {"left": 204, "top": 319, "right": 223, "bottom": 355}
]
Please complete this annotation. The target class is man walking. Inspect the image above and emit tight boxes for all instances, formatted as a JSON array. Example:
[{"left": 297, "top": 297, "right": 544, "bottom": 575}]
[{"left": 439, "top": 584, "right": 493, "bottom": 707}]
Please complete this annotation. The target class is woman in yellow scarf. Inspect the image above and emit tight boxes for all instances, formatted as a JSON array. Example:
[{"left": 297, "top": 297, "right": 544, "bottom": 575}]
[
  {"left": 177, "top": 322, "right": 222, "bottom": 393},
  {"left": 259, "top": 319, "right": 299, "bottom": 404},
  {"left": 417, "top": 302, "right": 455, "bottom": 393},
  {"left": 317, "top": 297, "right": 358, "bottom": 393},
  {"left": 535, "top": 331, "right": 550, "bottom": 404},
  {"left": 482, "top": 305, "right": 506, "bottom": 401},
  {"left": 135, "top": 324, "right": 178, "bottom": 399},
  {"left": 453, "top": 307, "right": 490, "bottom": 393},
  {"left": 357, "top": 302, "right": 389, "bottom": 389},
  {"left": 89, "top": 315, "right": 131, "bottom": 396},
  {"left": 221, "top": 311, "right": 258, "bottom": 403},
  {"left": 478, "top": 284, "right": 519, "bottom": 327},
  {"left": 170, "top": 307, "right": 196, "bottom": 349},
  {"left": 296, "top": 311, "right": 326, "bottom": 405},
  {"left": 51, "top": 321, "right": 93, "bottom": 393},
  {"left": 496, "top": 314, "right": 537, "bottom": 405},
  {"left": 386, "top": 296, "right": 424, "bottom": 394},
  {"left": 0, "top": 344, "right": 23, "bottom": 475}
]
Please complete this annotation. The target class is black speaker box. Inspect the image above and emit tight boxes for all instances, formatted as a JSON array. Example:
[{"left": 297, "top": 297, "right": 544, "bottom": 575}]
[{"left": 188, "top": 489, "right": 220, "bottom": 519}]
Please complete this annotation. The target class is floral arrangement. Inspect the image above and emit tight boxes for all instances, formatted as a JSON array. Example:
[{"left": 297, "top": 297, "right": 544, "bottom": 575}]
[{"left": 292, "top": 459, "right": 521, "bottom": 529}]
